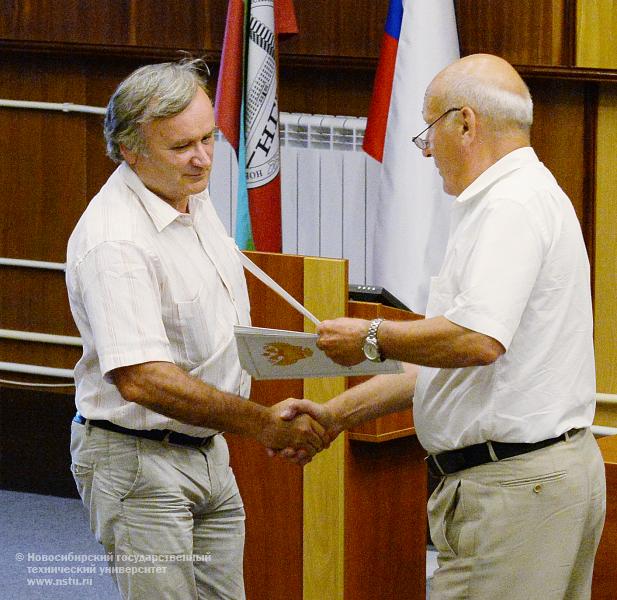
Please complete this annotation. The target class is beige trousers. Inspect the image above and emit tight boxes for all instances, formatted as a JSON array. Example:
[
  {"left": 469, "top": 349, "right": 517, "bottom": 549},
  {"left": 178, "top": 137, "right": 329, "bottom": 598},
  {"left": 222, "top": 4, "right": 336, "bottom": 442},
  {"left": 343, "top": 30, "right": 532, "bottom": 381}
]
[
  {"left": 428, "top": 428, "right": 606, "bottom": 600},
  {"left": 70, "top": 422, "right": 245, "bottom": 600}
]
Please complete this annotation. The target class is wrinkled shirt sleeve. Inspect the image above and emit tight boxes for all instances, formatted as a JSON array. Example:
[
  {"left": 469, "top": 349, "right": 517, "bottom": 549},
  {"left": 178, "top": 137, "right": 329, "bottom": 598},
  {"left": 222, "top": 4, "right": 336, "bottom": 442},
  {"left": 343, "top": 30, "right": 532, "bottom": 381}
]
[{"left": 76, "top": 240, "right": 173, "bottom": 380}]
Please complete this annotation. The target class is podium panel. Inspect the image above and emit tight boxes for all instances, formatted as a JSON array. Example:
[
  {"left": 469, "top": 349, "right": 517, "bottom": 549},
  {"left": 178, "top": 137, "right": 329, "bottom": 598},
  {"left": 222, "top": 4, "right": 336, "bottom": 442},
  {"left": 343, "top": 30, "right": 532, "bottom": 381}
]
[{"left": 228, "top": 251, "right": 427, "bottom": 600}]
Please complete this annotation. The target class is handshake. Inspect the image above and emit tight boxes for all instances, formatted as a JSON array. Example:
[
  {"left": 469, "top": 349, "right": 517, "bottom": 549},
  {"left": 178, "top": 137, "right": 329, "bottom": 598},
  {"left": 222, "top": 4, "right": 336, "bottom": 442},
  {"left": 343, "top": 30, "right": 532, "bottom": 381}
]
[
  {"left": 253, "top": 316, "right": 370, "bottom": 465},
  {"left": 259, "top": 398, "right": 341, "bottom": 467},
  {"left": 251, "top": 318, "right": 418, "bottom": 466}
]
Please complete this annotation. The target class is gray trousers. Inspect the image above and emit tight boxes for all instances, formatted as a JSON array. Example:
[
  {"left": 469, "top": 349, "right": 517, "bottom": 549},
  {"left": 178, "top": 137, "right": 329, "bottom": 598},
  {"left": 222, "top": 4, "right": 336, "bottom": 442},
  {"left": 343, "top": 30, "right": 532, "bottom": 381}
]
[
  {"left": 70, "top": 422, "right": 245, "bottom": 600},
  {"left": 428, "top": 428, "right": 606, "bottom": 600}
]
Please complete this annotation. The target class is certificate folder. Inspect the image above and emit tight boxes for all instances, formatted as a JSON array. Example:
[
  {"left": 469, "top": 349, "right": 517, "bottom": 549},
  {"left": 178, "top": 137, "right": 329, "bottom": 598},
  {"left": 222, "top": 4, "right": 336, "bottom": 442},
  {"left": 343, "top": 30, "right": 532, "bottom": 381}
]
[{"left": 234, "top": 325, "right": 403, "bottom": 380}]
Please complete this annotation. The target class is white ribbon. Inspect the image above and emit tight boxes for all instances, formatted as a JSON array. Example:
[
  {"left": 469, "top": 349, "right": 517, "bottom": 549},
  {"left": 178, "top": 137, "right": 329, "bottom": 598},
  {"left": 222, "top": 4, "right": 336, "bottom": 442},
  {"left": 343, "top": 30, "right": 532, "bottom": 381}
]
[{"left": 237, "top": 252, "right": 321, "bottom": 327}]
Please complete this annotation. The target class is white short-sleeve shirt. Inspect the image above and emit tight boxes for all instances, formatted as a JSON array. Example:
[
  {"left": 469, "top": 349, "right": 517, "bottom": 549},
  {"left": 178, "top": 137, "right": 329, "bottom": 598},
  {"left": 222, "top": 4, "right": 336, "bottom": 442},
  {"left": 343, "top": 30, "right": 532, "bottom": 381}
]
[
  {"left": 66, "top": 163, "right": 251, "bottom": 436},
  {"left": 413, "top": 148, "right": 595, "bottom": 454}
]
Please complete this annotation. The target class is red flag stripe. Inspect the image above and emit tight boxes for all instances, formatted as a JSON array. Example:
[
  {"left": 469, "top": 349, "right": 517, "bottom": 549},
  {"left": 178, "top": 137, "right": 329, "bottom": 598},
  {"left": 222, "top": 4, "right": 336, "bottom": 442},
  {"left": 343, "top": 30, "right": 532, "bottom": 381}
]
[
  {"left": 249, "top": 176, "right": 282, "bottom": 251},
  {"left": 362, "top": 33, "right": 399, "bottom": 163},
  {"left": 214, "top": 0, "right": 245, "bottom": 151}
]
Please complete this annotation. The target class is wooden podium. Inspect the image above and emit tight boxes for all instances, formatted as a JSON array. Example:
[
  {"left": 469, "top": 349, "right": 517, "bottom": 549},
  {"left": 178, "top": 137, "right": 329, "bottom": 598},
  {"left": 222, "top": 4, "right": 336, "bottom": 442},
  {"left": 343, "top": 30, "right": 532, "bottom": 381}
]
[{"left": 226, "top": 251, "right": 428, "bottom": 600}]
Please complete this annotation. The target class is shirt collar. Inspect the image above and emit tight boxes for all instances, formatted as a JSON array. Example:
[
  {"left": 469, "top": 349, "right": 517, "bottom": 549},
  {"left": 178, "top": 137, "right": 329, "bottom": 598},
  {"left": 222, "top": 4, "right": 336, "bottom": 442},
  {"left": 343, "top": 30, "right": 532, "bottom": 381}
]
[
  {"left": 119, "top": 162, "right": 200, "bottom": 232},
  {"left": 456, "top": 146, "right": 538, "bottom": 204}
]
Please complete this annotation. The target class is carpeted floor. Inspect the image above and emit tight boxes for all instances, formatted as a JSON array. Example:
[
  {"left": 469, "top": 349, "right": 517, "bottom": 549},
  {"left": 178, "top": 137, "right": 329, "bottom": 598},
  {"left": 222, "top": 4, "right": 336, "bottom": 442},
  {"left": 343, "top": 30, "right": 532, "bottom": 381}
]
[
  {"left": 0, "top": 489, "right": 120, "bottom": 599},
  {"left": 1, "top": 489, "right": 436, "bottom": 599}
]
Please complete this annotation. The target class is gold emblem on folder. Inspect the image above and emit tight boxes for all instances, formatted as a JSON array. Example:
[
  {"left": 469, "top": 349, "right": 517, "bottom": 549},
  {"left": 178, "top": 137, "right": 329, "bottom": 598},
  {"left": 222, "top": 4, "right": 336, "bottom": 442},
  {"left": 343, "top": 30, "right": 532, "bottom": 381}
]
[{"left": 263, "top": 342, "right": 313, "bottom": 366}]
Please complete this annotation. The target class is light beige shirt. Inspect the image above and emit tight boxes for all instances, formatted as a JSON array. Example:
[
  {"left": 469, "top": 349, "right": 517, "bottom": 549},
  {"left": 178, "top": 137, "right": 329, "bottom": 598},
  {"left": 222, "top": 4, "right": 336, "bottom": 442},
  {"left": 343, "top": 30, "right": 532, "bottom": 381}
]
[
  {"left": 66, "top": 163, "right": 251, "bottom": 436},
  {"left": 414, "top": 148, "right": 595, "bottom": 454}
]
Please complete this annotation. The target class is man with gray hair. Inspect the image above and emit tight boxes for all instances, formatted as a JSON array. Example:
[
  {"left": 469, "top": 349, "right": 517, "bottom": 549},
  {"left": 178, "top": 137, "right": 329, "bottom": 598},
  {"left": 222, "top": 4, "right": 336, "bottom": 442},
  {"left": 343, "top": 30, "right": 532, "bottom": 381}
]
[
  {"left": 66, "top": 59, "right": 326, "bottom": 600},
  {"left": 280, "top": 54, "right": 605, "bottom": 599}
]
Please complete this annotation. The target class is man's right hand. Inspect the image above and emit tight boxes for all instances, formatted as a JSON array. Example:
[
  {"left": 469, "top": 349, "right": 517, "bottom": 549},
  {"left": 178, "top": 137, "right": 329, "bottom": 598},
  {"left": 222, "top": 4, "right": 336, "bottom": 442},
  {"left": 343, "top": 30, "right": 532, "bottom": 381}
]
[
  {"left": 266, "top": 399, "right": 342, "bottom": 465},
  {"left": 258, "top": 404, "right": 329, "bottom": 464}
]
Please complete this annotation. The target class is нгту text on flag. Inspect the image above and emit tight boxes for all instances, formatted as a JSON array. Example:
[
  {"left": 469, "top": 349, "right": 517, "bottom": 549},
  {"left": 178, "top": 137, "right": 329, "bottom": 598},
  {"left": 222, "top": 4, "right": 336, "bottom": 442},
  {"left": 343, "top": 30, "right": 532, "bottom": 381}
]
[
  {"left": 364, "top": 0, "right": 459, "bottom": 313},
  {"left": 215, "top": 0, "right": 298, "bottom": 252}
]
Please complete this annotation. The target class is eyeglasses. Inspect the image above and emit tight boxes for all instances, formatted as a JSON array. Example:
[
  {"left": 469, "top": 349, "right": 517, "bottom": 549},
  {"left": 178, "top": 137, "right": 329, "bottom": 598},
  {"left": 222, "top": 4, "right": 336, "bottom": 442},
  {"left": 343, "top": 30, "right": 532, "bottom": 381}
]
[{"left": 412, "top": 107, "right": 462, "bottom": 150}]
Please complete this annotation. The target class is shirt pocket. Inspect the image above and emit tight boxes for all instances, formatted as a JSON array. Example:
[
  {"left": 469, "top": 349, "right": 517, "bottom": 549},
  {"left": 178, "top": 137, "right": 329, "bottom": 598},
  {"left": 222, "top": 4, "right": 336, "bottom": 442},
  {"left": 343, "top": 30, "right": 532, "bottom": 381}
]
[
  {"left": 176, "top": 286, "right": 213, "bottom": 365},
  {"left": 425, "top": 275, "right": 455, "bottom": 318}
]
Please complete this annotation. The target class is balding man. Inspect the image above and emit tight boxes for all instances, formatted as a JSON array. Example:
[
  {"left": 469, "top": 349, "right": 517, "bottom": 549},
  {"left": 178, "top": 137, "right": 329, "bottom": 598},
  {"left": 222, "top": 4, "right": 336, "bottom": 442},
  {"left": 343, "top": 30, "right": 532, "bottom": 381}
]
[{"left": 279, "top": 54, "right": 605, "bottom": 599}]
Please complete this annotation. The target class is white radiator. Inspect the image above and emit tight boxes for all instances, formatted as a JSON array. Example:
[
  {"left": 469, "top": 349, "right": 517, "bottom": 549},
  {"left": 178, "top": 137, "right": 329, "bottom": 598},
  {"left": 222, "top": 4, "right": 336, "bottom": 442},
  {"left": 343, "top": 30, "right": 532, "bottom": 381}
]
[
  {"left": 0, "top": 100, "right": 379, "bottom": 285},
  {"left": 209, "top": 112, "right": 380, "bottom": 285}
]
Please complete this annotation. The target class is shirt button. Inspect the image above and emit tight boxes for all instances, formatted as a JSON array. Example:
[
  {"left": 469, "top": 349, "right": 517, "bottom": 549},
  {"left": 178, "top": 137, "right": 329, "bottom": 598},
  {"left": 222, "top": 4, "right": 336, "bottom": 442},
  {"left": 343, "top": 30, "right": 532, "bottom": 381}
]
[{"left": 533, "top": 484, "right": 542, "bottom": 494}]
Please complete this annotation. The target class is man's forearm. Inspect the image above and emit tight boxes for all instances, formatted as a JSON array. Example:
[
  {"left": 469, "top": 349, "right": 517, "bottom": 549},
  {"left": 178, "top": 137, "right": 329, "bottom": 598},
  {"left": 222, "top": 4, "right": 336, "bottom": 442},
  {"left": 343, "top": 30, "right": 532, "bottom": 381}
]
[
  {"left": 111, "top": 361, "right": 327, "bottom": 453},
  {"left": 112, "top": 361, "right": 270, "bottom": 437},
  {"left": 328, "top": 364, "right": 417, "bottom": 430},
  {"left": 317, "top": 316, "right": 505, "bottom": 368},
  {"left": 378, "top": 316, "right": 504, "bottom": 367}
]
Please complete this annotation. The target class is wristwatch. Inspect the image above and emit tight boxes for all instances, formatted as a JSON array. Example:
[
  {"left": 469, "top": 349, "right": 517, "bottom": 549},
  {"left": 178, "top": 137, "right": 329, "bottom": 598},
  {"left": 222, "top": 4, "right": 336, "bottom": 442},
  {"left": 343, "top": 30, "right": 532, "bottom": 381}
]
[{"left": 363, "top": 318, "right": 385, "bottom": 362}]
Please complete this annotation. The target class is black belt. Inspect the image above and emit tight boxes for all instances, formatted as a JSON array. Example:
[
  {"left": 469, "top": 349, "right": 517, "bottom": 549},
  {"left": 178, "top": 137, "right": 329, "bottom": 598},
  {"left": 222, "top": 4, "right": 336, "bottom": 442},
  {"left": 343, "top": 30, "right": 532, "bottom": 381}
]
[
  {"left": 426, "top": 428, "right": 583, "bottom": 477},
  {"left": 73, "top": 413, "right": 215, "bottom": 448}
]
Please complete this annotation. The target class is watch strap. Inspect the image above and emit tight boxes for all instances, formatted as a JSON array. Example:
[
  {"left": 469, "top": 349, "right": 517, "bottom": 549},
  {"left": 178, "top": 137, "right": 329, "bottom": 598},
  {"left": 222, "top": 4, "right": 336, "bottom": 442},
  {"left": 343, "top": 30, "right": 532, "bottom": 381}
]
[{"left": 365, "top": 318, "right": 385, "bottom": 361}]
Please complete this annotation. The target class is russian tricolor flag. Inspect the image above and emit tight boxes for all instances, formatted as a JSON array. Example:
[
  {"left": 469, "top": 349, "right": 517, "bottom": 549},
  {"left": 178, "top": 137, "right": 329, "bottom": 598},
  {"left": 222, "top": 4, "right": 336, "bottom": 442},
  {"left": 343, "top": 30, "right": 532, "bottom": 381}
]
[{"left": 365, "top": 0, "right": 459, "bottom": 313}]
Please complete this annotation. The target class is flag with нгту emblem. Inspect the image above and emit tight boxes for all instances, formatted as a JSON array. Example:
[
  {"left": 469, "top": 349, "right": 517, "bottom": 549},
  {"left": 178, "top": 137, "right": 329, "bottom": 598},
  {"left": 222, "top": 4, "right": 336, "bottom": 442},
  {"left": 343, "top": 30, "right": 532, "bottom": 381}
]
[{"left": 215, "top": 0, "right": 298, "bottom": 252}]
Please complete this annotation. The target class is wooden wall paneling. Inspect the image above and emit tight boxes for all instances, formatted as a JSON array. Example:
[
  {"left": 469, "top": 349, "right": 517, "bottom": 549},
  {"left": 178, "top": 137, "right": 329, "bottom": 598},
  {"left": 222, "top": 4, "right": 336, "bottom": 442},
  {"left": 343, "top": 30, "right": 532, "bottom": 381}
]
[
  {"left": 0, "top": 0, "right": 378, "bottom": 61},
  {"left": 83, "top": 57, "right": 146, "bottom": 200},
  {"left": 583, "top": 82, "right": 599, "bottom": 298},
  {"left": 594, "top": 402, "right": 617, "bottom": 432},
  {"left": 0, "top": 104, "right": 87, "bottom": 259},
  {"left": 454, "top": 0, "right": 571, "bottom": 67},
  {"left": 129, "top": 0, "right": 211, "bottom": 49},
  {"left": 527, "top": 79, "right": 588, "bottom": 243},
  {"left": 0, "top": 339, "right": 80, "bottom": 372},
  {"left": 0, "top": 242, "right": 79, "bottom": 332},
  {"left": 86, "top": 112, "right": 118, "bottom": 204},
  {"left": 0, "top": 266, "right": 79, "bottom": 371},
  {"left": 0, "top": 55, "right": 88, "bottom": 262},
  {"left": 278, "top": 64, "right": 377, "bottom": 118},
  {"left": 0, "top": 0, "right": 131, "bottom": 46},
  {"left": 564, "top": 0, "right": 578, "bottom": 67},
  {"left": 0, "top": 0, "right": 225, "bottom": 52},
  {"left": 226, "top": 251, "right": 306, "bottom": 600},
  {"left": 281, "top": 0, "right": 386, "bottom": 60},
  {"left": 0, "top": 54, "right": 88, "bottom": 379},
  {"left": 592, "top": 435, "right": 617, "bottom": 599},
  {"left": 593, "top": 86, "right": 617, "bottom": 394},
  {"left": 576, "top": 0, "right": 617, "bottom": 70},
  {"left": 0, "top": 0, "right": 384, "bottom": 63}
]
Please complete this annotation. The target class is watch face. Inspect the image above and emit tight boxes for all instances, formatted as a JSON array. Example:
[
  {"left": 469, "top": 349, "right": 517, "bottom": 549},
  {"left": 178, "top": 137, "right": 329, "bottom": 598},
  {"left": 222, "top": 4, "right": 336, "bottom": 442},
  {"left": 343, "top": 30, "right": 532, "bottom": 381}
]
[{"left": 363, "top": 339, "right": 380, "bottom": 361}]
